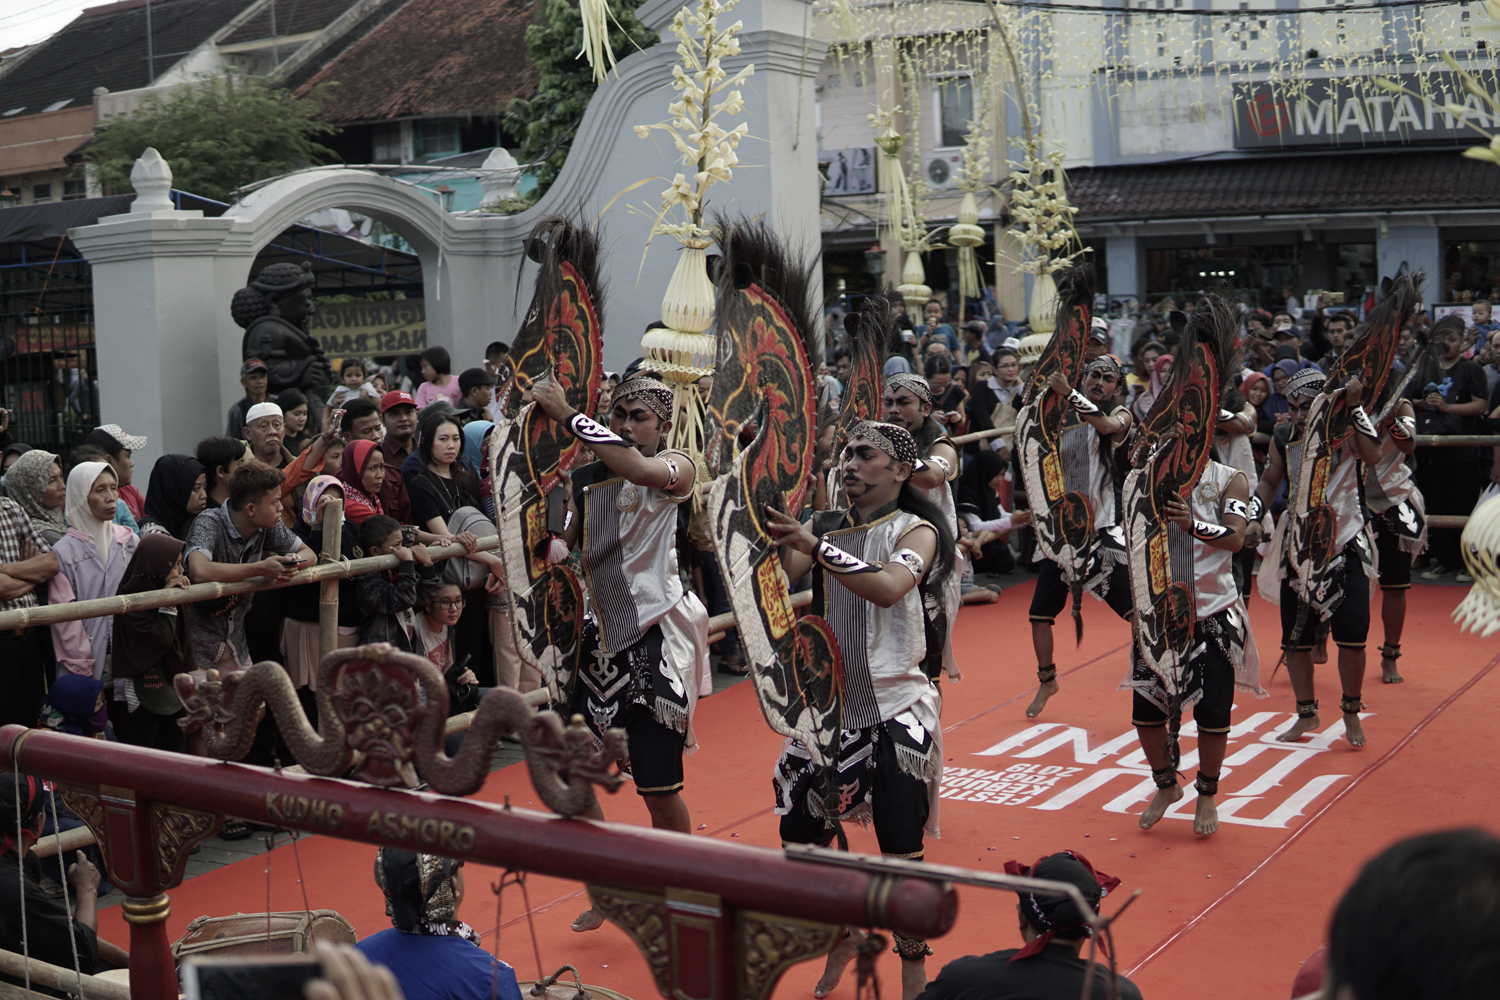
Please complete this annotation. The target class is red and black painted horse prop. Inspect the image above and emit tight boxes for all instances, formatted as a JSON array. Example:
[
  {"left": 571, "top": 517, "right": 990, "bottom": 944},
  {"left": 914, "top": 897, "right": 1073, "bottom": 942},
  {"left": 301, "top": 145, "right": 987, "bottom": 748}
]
[{"left": 823, "top": 301, "right": 887, "bottom": 509}]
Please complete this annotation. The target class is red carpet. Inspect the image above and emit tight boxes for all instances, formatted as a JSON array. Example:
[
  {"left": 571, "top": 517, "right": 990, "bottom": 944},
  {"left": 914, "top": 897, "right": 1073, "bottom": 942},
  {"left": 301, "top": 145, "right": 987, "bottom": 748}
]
[{"left": 98, "top": 580, "right": 1499, "bottom": 1000}]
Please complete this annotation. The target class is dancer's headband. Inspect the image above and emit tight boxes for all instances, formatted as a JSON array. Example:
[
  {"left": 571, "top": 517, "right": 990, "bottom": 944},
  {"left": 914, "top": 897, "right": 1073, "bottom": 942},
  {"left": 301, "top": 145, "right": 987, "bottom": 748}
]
[
  {"left": 611, "top": 376, "right": 675, "bottom": 421},
  {"left": 1286, "top": 368, "right": 1326, "bottom": 401},
  {"left": 849, "top": 420, "right": 920, "bottom": 468},
  {"left": 885, "top": 373, "right": 932, "bottom": 405}
]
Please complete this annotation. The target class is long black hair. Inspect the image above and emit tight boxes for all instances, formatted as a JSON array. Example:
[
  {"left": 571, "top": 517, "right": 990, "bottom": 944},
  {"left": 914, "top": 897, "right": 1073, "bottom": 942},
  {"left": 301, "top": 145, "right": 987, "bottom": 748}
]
[
  {"left": 896, "top": 480, "right": 956, "bottom": 590},
  {"left": 417, "top": 408, "right": 478, "bottom": 498}
]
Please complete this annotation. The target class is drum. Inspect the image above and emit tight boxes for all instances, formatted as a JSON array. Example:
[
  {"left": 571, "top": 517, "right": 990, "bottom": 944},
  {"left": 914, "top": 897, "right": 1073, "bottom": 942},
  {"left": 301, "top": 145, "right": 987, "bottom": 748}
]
[{"left": 171, "top": 911, "right": 357, "bottom": 959}]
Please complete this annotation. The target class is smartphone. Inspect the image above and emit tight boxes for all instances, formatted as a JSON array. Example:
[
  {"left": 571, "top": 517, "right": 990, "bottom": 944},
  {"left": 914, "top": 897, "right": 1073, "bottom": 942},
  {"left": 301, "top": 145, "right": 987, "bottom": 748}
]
[
  {"left": 546, "top": 485, "right": 568, "bottom": 534},
  {"left": 279, "top": 555, "right": 306, "bottom": 568},
  {"left": 400, "top": 525, "right": 418, "bottom": 547},
  {"left": 182, "top": 957, "right": 321, "bottom": 1000}
]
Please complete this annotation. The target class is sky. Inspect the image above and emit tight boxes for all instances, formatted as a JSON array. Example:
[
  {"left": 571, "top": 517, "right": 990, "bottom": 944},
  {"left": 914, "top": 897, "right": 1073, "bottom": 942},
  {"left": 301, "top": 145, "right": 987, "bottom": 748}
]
[{"left": 2, "top": 0, "right": 98, "bottom": 50}]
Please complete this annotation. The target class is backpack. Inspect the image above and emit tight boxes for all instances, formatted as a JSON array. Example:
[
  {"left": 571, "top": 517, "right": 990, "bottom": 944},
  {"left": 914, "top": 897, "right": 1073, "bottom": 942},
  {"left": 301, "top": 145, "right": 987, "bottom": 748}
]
[{"left": 444, "top": 505, "right": 494, "bottom": 590}]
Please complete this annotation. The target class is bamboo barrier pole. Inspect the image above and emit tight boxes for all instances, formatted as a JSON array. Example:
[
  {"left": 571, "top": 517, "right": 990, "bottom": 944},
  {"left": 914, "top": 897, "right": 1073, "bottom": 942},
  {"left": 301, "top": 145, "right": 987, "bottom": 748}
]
[
  {"left": 317, "top": 500, "right": 344, "bottom": 658},
  {"left": 28, "top": 824, "right": 96, "bottom": 858},
  {"left": 706, "top": 590, "right": 812, "bottom": 645},
  {"left": 0, "top": 535, "right": 500, "bottom": 632},
  {"left": 0, "top": 949, "right": 132, "bottom": 1000},
  {"left": 951, "top": 425, "right": 1013, "bottom": 446}
]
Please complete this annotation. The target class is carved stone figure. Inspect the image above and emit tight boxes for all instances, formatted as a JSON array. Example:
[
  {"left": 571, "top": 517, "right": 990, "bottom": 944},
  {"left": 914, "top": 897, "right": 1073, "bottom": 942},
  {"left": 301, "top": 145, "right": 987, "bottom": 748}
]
[{"left": 231, "top": 261, "right": 334, "bottom": 395}]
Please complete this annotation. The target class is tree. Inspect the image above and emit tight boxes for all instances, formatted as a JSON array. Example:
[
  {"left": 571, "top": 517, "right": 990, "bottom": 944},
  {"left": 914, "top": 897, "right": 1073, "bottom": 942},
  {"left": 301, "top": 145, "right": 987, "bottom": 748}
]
[
  {"left": 86, "top": 75, "right": 339, "bottom": 203},
  {"left": 506, "top": 0, "right": 656, "bottom": 195}
]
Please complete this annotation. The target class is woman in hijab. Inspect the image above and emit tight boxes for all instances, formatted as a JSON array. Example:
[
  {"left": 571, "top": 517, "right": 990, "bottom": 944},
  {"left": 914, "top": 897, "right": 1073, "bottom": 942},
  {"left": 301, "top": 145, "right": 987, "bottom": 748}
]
[
  {"left": 2, "top": 442, "right": 32, "bottom": 479},
  {"left": 38, "top": 674, "right": 109, "bottom": 738},
  {"left": 50, "top": 462, "right": 137, "bottom": 690},
  {"left": 282, "top": 476, "right": 361, "bottom": 700},
  {"left": 1242, "top": 371, "right": 1274, "bottom": 435},
  {"left": 955, "top": 450, "right": 1031, "bottom": 575},
  {"left": 6, "top": 448, "right": 68, "bottom": 544},
  {"left": 1130, "top": 352, "right": 1174, "bottom": 424},
  {"left": 139, "top": 454, "right": 207, "bottom": 540},
  {"left": 462, "top": 420, "right": 496, "bottom": 519},
  {"left": 337, "top": 439, "right": 386, "bottom": 525},
  {"left": 1261, "top": 358, "right": 1301, "bottom": 429},
  {"left": 111, "top": 534, "right": 191, "bottom": 751}
]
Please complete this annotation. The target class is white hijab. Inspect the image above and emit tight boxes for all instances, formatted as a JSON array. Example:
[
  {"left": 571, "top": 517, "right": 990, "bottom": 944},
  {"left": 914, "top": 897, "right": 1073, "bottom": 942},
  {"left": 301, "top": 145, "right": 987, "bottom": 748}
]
[{"left": 66, "top": 461, "right": 116, "bottom": 567}]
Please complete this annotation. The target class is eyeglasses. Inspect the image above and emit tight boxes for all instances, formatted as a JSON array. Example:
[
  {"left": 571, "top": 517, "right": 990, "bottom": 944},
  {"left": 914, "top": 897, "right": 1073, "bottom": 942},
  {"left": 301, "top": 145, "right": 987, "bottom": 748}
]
[{"left": 437, "top": 598, "right": 466, "bottom": 610}]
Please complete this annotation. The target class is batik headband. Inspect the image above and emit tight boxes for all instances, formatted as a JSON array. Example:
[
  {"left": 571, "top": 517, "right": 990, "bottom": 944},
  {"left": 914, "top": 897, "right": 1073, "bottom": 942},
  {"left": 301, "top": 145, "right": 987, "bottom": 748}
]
[
  {"left": 885, "top": 372, "right": 932, "bottom": 405},
  {"left": 1085, "top": 355, "right": 1124, "bottom": 382},
  {"left": 849, "top": 420, "right": 920, "bottom": 467},
  {"left": 612, "top": 376, "right": 675, "bottom": 421},
  {"left": 1286, "top": 367, "right": 1326, "bottom": 400}
]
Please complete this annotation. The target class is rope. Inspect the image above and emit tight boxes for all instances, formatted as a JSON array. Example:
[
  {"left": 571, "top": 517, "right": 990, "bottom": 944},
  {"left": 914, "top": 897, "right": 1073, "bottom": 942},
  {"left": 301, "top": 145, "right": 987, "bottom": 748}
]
[
  {"left": 13, "top": 769, "right": 30, "bottom": 999},
  {"left": 46, "top": 789, "right": 86, "bottom": 999}
]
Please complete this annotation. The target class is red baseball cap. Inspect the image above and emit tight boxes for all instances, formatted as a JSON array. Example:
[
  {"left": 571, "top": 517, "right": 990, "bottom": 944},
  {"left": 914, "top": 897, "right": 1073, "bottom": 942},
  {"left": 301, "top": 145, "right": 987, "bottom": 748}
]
[{"left": 380, "top": 390, "right": 416, "bottom": 412}]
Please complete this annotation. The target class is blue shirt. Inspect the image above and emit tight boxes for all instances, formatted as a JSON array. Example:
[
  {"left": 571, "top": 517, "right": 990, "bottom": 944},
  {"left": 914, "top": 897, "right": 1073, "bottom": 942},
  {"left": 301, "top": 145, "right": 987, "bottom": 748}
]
[{"left": 356, "top": 928, "right": 521, "bottom": 1000}]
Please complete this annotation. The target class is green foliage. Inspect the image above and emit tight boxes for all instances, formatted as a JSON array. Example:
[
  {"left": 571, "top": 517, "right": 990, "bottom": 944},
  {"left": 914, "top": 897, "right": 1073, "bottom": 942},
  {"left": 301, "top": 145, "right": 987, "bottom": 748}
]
[
  {"left": 506, "top": 0, "right": 656, "bottom": 194},
  {"left": 86, "top": 75, "right": 340, "bottom": 203}
]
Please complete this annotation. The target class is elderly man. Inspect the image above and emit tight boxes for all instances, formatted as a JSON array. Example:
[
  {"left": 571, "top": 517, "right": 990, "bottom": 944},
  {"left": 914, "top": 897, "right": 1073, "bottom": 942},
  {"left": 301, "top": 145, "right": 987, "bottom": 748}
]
[{"left": 243, "top": 402, "right": 295, "bottom": 470}]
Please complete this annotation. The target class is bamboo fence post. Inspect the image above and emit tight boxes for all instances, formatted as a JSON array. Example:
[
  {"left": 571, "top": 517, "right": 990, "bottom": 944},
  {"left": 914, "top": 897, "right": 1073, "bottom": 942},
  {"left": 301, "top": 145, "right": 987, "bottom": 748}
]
[{"left": 318, "top": 499, "right": 344, "bottom": 658}]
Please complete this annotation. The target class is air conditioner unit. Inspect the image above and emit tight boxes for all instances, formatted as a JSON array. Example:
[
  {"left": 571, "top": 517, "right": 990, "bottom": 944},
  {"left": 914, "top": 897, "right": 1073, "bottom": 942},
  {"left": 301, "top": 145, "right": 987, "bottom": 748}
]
[{"left": 925, "top": 152, "right": 963, "bottom": 190}]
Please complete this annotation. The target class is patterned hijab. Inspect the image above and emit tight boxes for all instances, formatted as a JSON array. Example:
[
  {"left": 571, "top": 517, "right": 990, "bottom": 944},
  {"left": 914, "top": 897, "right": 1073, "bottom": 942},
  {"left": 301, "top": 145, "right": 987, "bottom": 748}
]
[{"left": 6, "top": 449, "right": 66, "bottom": 535}]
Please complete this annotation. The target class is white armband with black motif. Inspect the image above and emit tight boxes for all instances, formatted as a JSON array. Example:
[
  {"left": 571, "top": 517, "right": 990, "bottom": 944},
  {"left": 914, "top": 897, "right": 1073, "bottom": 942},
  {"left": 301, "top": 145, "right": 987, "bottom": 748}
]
[
  {"left": 1191, "top": 519, "right": 1232, "bottom": 542},
  {"left": 568, "top": 411, "right": 624, "bottom": 447},
  {"left": 1390, "top": 415, "right": 1416, "bottom": 441},
  {"left": 1067, "top": 389, "right": 1100, "bottom": 416},
  {"left": 1247, "top": 495, "right": 1265, "bottom": 523},
  {"left": 816, "top": 538, "right": 882, "bottom": 575},
  {"left": 1218, "top": 409, "right": 1237, "bottom": 423},
  {"left": 890, "top": 547, "right": 927, "bottom": 582},
  {"left": 1350, "top": 405, "right": 1377, "bottom": 441},
  {"left": 926, "top": 455, "right": 952, "bottom": 480},
  {"left": 1222, "top": 497, "right": 1250, "bottom": 522},
  {"left": 661, "top": 455, "right": 683, "bottom": 490}
]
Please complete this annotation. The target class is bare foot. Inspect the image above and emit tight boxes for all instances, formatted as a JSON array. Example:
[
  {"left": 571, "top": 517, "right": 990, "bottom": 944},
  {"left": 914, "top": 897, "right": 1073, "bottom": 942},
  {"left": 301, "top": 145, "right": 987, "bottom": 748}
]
[
  {"left": 1276, "top": 714, "right": 1320, "bottom": 743},
  {"left": 1025, "top": 679, "right": 1059, "bottom": 718},
  {"left": 900, "top": 957, "right": 927, "bottom": 1000},
  {"left": 1139, "top": 783, "right": 1183, "bottom": 830},
  {"left": 1381, "top": 656, "right": 1404, "bottom": 684},
  {"left": 1343, "top": 711, "right": 1367, "bottom": 748},
  {"left": 1193, "top": 794, "right": 1219, "bottom": 836},
  {"left": 571, "top": 909, "right": 604, "bottom": 932},
  {"left": 813, "top": 929, "right": 865, "bottom": 998}
]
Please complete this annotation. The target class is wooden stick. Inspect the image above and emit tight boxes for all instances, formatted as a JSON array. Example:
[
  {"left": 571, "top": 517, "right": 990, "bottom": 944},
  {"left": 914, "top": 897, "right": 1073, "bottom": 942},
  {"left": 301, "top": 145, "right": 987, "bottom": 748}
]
[
  {"left": 0, "top": 535, "right": 500, "bottom": 632},
  {"left": 0, "top": 949, "right": 131, "bottom": 1000},
  {"left": 317, "top": 500, "right": 344, "bottom": 659}
]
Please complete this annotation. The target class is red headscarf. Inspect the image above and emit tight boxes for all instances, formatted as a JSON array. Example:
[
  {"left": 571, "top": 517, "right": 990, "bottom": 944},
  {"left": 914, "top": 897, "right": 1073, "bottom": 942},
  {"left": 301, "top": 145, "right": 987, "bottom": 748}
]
[
  {"left": 1003, "top": 851, "right": 1120, "bottom": 962},
  {"left": 338, "top": 440, "right": 384, "bottom": 524}
]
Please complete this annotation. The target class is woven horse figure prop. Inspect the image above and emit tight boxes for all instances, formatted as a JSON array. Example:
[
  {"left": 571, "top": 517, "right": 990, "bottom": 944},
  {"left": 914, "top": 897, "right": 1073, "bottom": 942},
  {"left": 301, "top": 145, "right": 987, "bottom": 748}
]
[
  {"left": 1284, "top": 273, "right": 1420, "bottom": 631},
  {"left": 1122, "top": 297, "right": 1238, "bottom": 705},
  {"left": 822, "top": 299, "right": 886, "bottom": 510},
  {"left": 704, "top": 222, "right": 844, "bottom": 768},
  {"left": 176, "top": 644, "right": 627, "bottom": 816},
  {"left": 491, "top": 216, "right": 605, "bottom": 704},
  {"left": 1012, "top": 265, "right": 1096, "bottom": 640}
]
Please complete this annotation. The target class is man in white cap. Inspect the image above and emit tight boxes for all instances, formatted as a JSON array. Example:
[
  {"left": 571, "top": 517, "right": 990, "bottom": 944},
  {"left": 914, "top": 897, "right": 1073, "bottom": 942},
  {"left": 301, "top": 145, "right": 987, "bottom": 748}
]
[
  {"left": 242, "top": 402, "right": 294, "bottom": 470},
  {"left": 85, "top": 423, "right": 147, "bottom": 522}
]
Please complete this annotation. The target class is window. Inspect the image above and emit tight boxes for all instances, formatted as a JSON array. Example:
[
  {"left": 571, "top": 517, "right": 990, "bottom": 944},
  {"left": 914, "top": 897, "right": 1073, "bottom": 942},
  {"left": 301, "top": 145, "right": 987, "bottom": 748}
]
[
  {"left": 31, "top": 183, "right": 51, "bottom": 202},
  {"left": 937, "top": 77, "right": 972, "bottom": 148},
  {"left": 372, "top": 122, "right": 404, "bottom": 163},
  {"left": 63, "top": 179, "right": 86, "bottom": 201},
  {"left": 415, "top": 120, "right": 460, "bottom": 159}
]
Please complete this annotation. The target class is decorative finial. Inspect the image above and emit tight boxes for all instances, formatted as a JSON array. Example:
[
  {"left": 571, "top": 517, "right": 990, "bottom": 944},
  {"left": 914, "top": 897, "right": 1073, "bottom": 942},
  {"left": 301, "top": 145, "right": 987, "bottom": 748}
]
[{"left": 129, "top": 147, "right": 175, "bottom": 213}]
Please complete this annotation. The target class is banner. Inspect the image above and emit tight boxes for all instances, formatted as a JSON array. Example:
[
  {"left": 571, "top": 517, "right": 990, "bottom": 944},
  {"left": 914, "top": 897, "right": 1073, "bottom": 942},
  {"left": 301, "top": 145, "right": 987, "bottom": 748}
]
[
  {"left": 1231, "top": 72, "right": 1500, "bottom": 149},
  {"left": 308, "top": 299, "right": 426, "bottom": 356}
]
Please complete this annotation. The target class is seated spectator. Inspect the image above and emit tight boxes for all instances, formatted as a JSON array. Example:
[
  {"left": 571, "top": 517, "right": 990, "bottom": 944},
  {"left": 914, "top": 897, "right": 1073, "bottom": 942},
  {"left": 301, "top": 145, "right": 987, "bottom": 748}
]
[
  {"left": 51, "top": 462, "right": 137, "bottom": 690},
  {"left": 195, "top": 436, "right": 246, "bottom": 510},
  {"left": 956, "top": 451, "right": 1031, "bottom": 576},
  {"left": 915, "top": 851, "right": 1141, "bottom": 1000},
  {"left": 355, "top": 515, "right": 442, "bottom": 652},
  {"left": 0, "top": 772, "right": 129, "bottom": 983},
  {"left": 111, "top": 535, "right": 192, "bottom": 752},
  {"left": 357, "top": 848, "right": 521, "bottom": 1000},
  {"left": 38, "top": 674, "right": 111, "bottom": 739},
  {"left": 1325, "top": 829, "right": 1500, "bottom": 1000},
  {"left": 85, "top": 424, "right": 147, "bottom": 523},
  {"left": 139, "top": 454, "right": 207, "bottom": 540},
  {"left": 414, "top": 578, "right": 481, "bottom": 716},
  {"left": 7, "top": 449, "right": 68, "bottom": 545}
]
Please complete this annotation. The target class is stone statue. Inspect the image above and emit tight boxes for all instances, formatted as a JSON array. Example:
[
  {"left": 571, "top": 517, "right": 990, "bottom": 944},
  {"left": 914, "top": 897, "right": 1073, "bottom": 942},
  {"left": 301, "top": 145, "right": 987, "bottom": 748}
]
[{"left": 231, "top": 261, "right": 333, "bottom": 395}]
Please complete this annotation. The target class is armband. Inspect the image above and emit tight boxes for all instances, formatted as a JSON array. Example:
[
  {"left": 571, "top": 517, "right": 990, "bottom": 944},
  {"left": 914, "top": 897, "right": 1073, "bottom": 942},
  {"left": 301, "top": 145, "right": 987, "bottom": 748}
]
[
  {"left": 816, "top": 538, "right": 882, "bottom": 575},
  {"left": 891, "top": 547, "right": 927, "bottom": 582},
  {"left": 1222, "top": 497, "right": 1250, "bottom": 522},
  {"left": 926, "top": 455, "right": 953, "bottom": 480},
  {"left": 1191, "top": 519, "right": 1232, "bottom": 542},
  {"left": 662, "top": 455, "right": 682, "bottom": 490},
  {"left": 1350, "top": 405, "right": 1378, "bottom": 441},
  {"left": 1390, "top": 415, "right": 1416, "bottom": 441},
  {"left": 1218, "top": 409, "right": 1237, "bottom": 423},
  {"left": 1067, "top": 389, "right": 1101, "bottom": 416},
  {"left": 567, "top": 411, "right": 624, "bottom": 447},
  {"left": 1247, "top": 495, "right": 1265, "bottom": 522}
]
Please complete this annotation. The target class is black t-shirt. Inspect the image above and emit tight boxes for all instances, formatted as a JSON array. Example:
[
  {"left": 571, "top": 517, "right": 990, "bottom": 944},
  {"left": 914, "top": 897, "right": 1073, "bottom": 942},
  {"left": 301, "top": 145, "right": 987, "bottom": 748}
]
[
  {"left": 1408, "top": 357, "right": 1489, "bottom": 462},
  {"left": 407, "top": 467, "right": 479, "bottom": 528},
  {"left": 915, "top": 945, "right": 1144, "bottom": 1000},
  {"left": 1, "top": 850, "right": 99, "bottom": 993}
]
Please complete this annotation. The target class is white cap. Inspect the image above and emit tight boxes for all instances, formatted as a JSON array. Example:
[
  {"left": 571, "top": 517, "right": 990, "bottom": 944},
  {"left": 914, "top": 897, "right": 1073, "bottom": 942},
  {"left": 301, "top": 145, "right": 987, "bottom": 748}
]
[{"left": 245, "top": 402, "right": 283, "bottom": 425}]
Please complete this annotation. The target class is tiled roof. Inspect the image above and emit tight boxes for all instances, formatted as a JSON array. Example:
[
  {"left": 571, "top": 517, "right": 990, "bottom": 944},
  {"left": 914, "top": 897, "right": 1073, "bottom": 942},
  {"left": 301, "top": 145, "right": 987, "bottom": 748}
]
[
  {"left": 1069, "top": 149, "right": 1500, "bottom": 222},
  {"left": 0, "top": 0, "right": 251, "bottom": 118},
  {"left": 295, "top": 0, "right": 537, "bottom": 122},
  {"left": 221, "top": 0, "right": 362, "bottom": 44}
]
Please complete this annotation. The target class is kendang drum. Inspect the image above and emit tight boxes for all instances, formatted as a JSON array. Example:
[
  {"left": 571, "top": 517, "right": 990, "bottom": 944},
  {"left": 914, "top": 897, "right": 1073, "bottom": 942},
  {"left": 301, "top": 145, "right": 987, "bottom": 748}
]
[{"left": 171, "top": 910, "right": 357, "bottom": 959}]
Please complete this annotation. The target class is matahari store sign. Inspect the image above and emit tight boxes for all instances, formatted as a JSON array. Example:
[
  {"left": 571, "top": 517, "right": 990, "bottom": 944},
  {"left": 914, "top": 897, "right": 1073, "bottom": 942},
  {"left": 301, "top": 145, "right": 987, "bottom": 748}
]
[{"left": 1232, "top": 72, "right": 1500, "bottom": 149}]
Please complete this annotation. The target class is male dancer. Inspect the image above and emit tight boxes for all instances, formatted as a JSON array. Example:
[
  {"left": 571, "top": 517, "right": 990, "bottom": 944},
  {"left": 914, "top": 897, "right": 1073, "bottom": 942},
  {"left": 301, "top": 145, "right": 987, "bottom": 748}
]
[
  {"left": 1026, "top": 356, "right": 1135, "bottom": 717},
  {"left": 766, "top": 421, "right": 954, "bottom": 1000},
  {"left": 1255, "top": 367, "right": 1382, "bottom": 746},
  {"left": 1131, "top": 456, "right": 1258, "bottom": 835},
  {"left": 531, "top": 374, "right": 709, "bottom": 930},
  {"left": 1364, "top": 377, "right": 1423, "bottom": 684},
  {"left": 881, "top": 372, "right": 962, "bottom": 680}
]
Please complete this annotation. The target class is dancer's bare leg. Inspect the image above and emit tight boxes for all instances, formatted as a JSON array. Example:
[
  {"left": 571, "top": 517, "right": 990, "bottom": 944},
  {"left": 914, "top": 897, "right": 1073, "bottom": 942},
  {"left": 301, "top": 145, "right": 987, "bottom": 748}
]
[
  {"left": 572, "top": 796, "right": 609, "bottom": 931},
  {"left": 1380, "top": 589, "right": 1406, "bottom": 684},
  {"left": 1193, "top": 732, "right": 1228, "bottom": 836},
  {"left": 900, "top": 958, "right": 927, "bottom": 1000},
  {"left": 1276, "top": 651, "right": 1321, "bottom": 742},
  {"left": 1135, "top": 725, "right": 1182, "bottom": 829},
  {"left": 1026, "top": 621, "right": 1059, "bottom": 718},
  {"left": 1338, "top": 646, "right": 1367, "bottom": 748},
  {"left": 813, "top": 928, "right": 866, "bottom": 998}
]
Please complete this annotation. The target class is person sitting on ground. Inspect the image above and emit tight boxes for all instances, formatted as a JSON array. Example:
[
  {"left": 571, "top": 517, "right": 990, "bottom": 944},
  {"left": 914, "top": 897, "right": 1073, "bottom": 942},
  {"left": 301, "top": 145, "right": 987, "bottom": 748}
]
[
  {"left": 0, "top": 770, "right": 130, "bottom": 985},
  {"left": 414, "top": 577, "right": 481, "bottom": 714},
  {"left": 139, "top": 454, "right": 207, "bottom": 541},
  {"left": 914, "top": 851, "right": 1142, "bottom": 1000},
  {"left": 85, "top": 424, "right": 147, "bottom": 523},
  {"left": 1324, "top": 828, "right": 1500, "bottom": 1000},
  {"left": 955, "top": 450, "right": 1032, "bottom": 576},
  {"left": 357, "top": 848, "right": 520, "bottom": 1000},
  {"left": 37, "top": 674, "right": 112, "bottom": 739},
  {"left": 355, "top": 515, "right": 443, "bottom": 652},
  {"left": 415, "top": 347, "right": 463, "bottom": 409},
  {"left": 195, "top": 436, "right": 246, "bottom": 510}
]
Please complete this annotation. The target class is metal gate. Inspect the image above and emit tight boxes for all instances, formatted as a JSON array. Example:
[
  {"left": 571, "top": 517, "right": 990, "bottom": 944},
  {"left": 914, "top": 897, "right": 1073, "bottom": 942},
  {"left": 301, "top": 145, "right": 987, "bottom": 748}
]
[{"left": 0, "top": 245, "right": 98, "bottom": 454}]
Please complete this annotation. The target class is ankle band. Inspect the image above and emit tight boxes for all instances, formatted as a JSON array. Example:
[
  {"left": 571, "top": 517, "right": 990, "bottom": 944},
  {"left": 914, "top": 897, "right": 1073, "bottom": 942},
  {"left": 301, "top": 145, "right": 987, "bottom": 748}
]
[
  {"left": 1194, "top": 772, "right": 1220, "bottom": 797},
  {"left": 891, "top": 934, "right": 932, "bottom": 961},
  {"left": 1380, "top": 643, "right": 1402, "bottom": 660},
  {"left": 1340, "top": 695, "right": 1365, "bottom": 715},
  {"left": 1295, "top": 699, "right": 1319, "bottom": 719},
  {"left": 1036, "top": 664, "right": 1057, "bottom": 683},
  {"left": 1152, "top": 766, "right": 1177, "bottom": 790}
]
